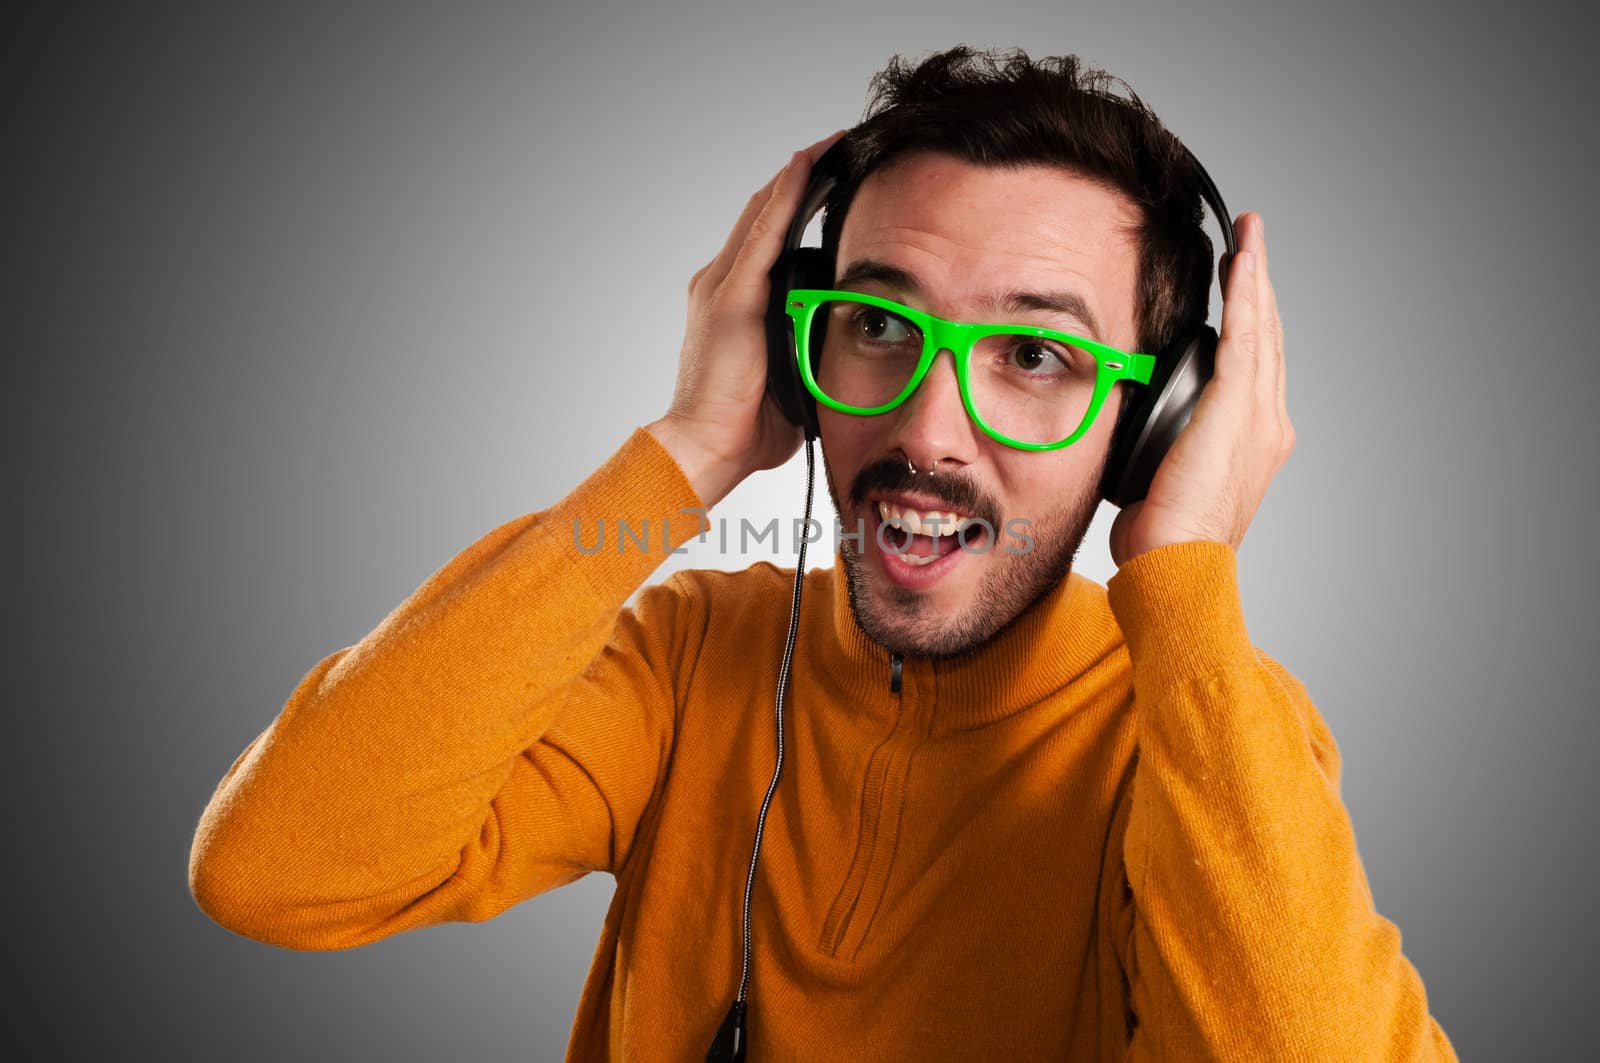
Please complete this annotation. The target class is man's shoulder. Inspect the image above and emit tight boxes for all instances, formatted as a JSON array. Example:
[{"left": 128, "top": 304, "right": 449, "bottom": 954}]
[
  {"left": 638, "top": 560, "right": 835, "bottom": 623},
  {"left": 656, "top": 559, "right": 821, "bottom": 595}
]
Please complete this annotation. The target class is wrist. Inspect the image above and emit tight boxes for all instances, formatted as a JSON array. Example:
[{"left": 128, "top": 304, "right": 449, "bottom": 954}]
[{"left": 645, "top": 414, "right": 750, "bottom": 508}]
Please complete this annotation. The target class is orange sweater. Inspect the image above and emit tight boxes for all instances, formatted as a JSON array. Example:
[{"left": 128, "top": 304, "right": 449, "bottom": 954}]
[{"left": 190, "top": 428, "right": 1457, "bottom": 1061}]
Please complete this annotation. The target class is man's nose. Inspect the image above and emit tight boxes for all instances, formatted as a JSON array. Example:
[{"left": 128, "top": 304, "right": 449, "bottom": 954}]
[{"left": 887, "top": 349, "right": 980, "bottom": 472}]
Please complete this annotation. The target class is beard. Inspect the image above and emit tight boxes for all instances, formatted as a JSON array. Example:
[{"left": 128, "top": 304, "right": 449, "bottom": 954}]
[{"left": 823, "top": 451, "right": 1104, "bottom": 661}]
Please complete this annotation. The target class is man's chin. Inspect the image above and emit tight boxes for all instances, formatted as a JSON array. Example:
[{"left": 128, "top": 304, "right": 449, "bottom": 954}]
[
  {"left": 843, "top": 547, "right": 1019, "bottom": 661},
  {"left": 839, "top": 507, "right": 1091, "bottom": 661},
  {"left": 823, "top": 452, "right": 1101, "bottom": 661}
]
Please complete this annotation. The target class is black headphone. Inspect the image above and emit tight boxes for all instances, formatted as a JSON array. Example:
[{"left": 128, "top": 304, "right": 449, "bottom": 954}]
[{"left": 762, "top": 138, "right": 1238, "bottom": 508}]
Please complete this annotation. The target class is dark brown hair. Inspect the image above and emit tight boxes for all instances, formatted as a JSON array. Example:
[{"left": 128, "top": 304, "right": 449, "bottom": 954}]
[{"left": 821, "top": 46, "right": 1215, "bottom": 361}]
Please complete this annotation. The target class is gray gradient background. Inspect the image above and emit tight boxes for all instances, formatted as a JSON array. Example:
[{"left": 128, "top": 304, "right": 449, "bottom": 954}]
[{"left": 15, "top": 1, "right": 1598, "bottom": 1059}]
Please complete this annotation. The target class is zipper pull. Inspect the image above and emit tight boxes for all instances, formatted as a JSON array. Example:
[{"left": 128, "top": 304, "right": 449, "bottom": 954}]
[
  {"left": 889, "top": 651, "right": 903, "bottom": 694},
  {"left": 705, "top": 999, "right": 746, "bottom": 1061}
]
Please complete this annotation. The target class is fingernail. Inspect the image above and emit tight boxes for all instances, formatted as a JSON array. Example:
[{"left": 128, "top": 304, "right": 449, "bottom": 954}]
[
  {"left": 1241, "top": 251, "right": 1256, "bottom": 276},
  {"left": 1255, "top": 214, "right": 1265, "bottom": 239}
]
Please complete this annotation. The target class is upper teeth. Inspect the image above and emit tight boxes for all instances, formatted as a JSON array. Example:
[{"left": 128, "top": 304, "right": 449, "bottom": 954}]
[{"left": 877, "top": 501, "right": 973, "bottom": 536}]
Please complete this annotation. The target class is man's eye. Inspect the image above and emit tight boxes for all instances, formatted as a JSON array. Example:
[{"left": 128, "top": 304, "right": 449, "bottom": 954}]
[
  {"left": 1009, "top": 340, "right": 1071, "bottom": 374},
  {"left": 854, "top": 309, "right": 915, "bottom": 344}
]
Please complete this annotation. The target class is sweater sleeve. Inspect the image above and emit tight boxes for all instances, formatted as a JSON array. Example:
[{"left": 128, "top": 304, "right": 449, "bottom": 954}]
[
  {"left": 188, "top": 428, "right": 708, "bottom": 950},
  {"left": 1104, "top": 540, "right": 1457, "bottom": 1061}
]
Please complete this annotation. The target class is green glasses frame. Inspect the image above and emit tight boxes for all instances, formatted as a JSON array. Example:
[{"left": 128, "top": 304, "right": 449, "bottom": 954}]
[{"left": 785, "top": 288, "right": 1156, "bottom": 451}]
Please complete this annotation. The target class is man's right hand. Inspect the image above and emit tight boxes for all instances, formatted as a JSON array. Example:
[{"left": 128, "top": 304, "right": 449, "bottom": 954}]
[{"left": 647, "top": 130, "right": 847, "bottom": 508}]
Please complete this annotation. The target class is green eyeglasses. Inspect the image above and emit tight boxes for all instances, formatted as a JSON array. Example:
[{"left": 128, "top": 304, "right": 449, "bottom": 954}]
[{"left": 785, "top": 288, "right": 1155, "bottom": 451}]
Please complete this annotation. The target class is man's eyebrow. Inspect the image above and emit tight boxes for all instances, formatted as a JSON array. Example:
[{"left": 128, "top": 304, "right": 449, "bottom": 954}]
[
  {"left": 834, "top": 257, "right": 1106, "bottom": 343},
  {"left": 835, "top": 258, "right": 923, "bottom": 295}
]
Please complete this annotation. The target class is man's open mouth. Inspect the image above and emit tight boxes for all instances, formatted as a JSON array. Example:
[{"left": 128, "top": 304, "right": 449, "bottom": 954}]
[{"left": 870, "top": 495, "right": 991, "bottom": 567}]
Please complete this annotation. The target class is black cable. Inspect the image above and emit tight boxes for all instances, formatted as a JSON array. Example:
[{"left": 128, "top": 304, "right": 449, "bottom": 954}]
[{"left": 707, "top": 435, "right": 816, "bottom": 1062}]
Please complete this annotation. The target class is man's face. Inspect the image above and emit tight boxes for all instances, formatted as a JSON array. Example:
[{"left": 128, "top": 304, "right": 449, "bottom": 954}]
[{"left": 819, "top": 150, "right": 1142, "bottom": 659}]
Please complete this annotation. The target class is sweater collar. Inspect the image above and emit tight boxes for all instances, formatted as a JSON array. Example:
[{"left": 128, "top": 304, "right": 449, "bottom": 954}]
[{"left": 809, "top": 550, "right": 1122, "bottom": 733}]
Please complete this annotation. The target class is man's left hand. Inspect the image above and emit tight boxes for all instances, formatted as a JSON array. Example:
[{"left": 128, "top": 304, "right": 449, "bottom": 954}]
[{"left": 1108, "top": 212, "right": 1295, "bottom": 568}]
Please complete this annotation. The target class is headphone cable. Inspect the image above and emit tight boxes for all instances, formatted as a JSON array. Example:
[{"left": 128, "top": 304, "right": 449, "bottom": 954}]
[{"left": 707, "top": 434, "right": 816, "bottom": 1062}]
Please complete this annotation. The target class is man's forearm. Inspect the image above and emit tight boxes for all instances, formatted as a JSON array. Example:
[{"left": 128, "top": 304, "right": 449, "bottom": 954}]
[
  {"left": 188, "top": 428, "right": 705, "bottom": 948},
  {"left": 1107, "top": 541, "right": 1457, "bottom": 1059}
]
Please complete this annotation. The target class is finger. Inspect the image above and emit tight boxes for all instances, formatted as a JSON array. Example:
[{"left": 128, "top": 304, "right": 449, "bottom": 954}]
[
  {"left": 1260, "top": 223, "right": 1288, "bottom": 421},
  {"left": 726, "top": 130, "right": 844, "bottom": 278},
  {"left": 1254, "top": 225, "right": 1288, "bottom": 428},
  {"left": 696, "top": 130, "right": 846, "bottom": 298},
  {"left": 802, "top": 127, "right": 849, "bottom": 163},
  {"left": 1215, "top": 212, "right": 1260, "bottom": 386},
  {"left": 1246, "top": 214, "right": 1284, "bottom": 414},
  {"left": 723, "top": 144, "right": 821, "bottom": 296},
  {"left": 698, "top": 163, "right": 790, "bottom": 295}
]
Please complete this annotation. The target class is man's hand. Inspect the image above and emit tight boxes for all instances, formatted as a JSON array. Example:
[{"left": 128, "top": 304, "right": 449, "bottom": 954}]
[
  {"left": 647, "top": 130, "right": 847, "bottom": 507},
  {"left": 1108, "top": 212, "right": 1295, "bottom": 567}
]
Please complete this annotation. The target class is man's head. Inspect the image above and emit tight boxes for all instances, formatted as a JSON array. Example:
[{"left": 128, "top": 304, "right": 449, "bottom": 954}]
[{"left": 813, "top": 47, "right": 1216, "bottom": 659}]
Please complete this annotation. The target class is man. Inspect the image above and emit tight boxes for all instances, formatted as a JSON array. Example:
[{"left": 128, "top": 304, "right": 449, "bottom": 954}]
[{"left": 190, "top": 47, "right": 1457, "bottom": 1060}]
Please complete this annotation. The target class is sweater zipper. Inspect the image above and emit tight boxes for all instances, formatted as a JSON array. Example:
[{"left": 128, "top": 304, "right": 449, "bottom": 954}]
[{"left": 818, "top": 648, "right": 911, "bottom": 959}]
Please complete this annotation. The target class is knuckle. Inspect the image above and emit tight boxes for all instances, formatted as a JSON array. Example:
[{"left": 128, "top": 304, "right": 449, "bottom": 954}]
[
  {"left": 1231, "top": 262, "right": 1256, "bottom": 299},
  {"left": 744, "top": 214, "right": 774, "bottom": 243},
  {"left": 708, "top": 288, "right": 749, "bottom": 319}
]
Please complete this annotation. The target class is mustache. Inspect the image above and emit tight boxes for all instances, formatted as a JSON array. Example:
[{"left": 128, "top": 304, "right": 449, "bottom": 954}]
[{"left": 846, "top": 456, "right": 1000, "bottom": 529}]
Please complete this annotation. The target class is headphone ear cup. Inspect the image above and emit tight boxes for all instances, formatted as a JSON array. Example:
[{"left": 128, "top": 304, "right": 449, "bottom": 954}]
[
  {"left": 765, "top": 246, "right": 833, "bottom": 436},
  {"left": 1098, "top": 325, "right": 1217, "bottom": 507}
]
